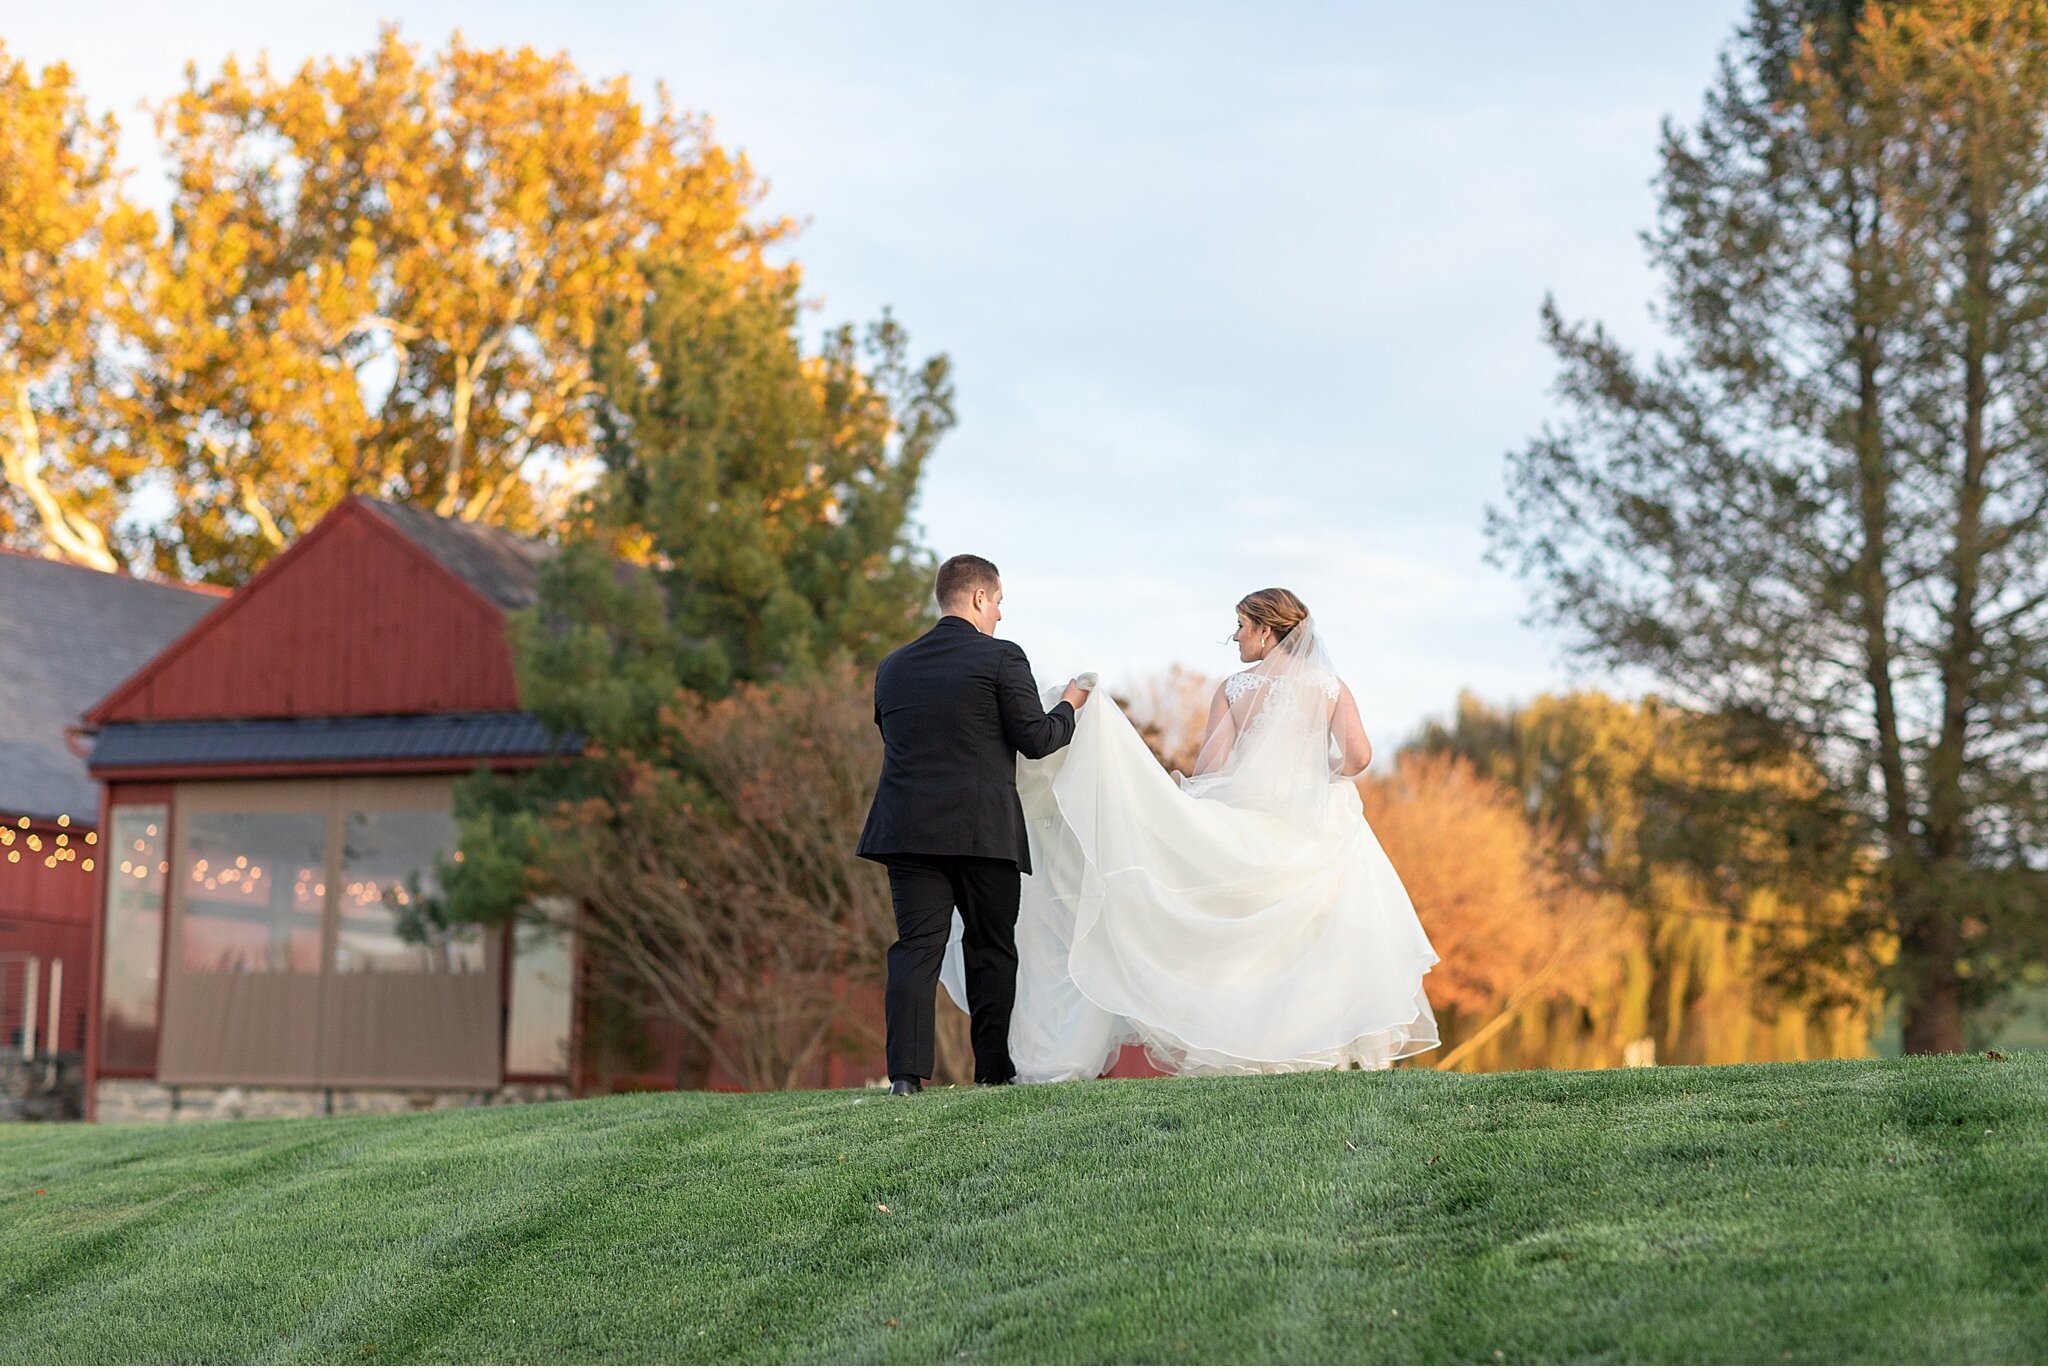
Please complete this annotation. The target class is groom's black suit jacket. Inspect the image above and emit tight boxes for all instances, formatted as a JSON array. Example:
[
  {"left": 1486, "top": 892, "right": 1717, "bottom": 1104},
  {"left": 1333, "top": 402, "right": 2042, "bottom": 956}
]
[{"left": 857, "top": 615, "right": 1077, "bottom": 875}]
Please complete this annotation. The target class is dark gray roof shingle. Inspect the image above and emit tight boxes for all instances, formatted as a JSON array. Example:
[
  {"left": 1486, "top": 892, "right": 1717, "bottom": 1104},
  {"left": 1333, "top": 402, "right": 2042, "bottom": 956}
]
[
  {"left": 357, "top": 499, "right": 551, "bottom": 611},
  {"left": 88, "top": 712, "right": 578, "bottom": 772},
  {"left": 0, "top": 553, "right": 221, "bottom": 822}
]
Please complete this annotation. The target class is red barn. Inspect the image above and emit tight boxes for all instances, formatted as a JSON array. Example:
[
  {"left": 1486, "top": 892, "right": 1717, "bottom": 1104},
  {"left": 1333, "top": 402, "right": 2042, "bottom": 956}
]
[
  {"left": 78, "top": 498, "right": 585, "bottom": 1120},
  {"left": 0, "top": 551, "right": 220, "bottom": 1069}
]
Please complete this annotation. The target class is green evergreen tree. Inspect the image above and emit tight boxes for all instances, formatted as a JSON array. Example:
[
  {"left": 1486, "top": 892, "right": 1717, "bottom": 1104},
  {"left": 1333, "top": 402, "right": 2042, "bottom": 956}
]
[{"left": 1492, "top": 0, "right": 2048, "bottom": 1052}]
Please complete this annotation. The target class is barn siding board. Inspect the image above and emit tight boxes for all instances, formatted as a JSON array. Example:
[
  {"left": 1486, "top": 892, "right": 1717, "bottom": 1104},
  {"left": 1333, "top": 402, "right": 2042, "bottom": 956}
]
[{"left": 90, "top": 502, "right": 523, "bottom": 725}]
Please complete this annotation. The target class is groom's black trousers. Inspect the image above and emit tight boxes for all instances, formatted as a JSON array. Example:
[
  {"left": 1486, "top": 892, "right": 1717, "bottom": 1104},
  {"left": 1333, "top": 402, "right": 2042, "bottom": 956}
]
[{"left": 882, "top": 855, "right": 1020, "bottom": 1083}]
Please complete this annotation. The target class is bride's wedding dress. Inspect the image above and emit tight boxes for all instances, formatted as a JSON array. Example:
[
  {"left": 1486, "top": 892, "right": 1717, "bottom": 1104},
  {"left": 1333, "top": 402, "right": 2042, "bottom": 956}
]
[{"left": 941, "top": 617, "right": 1439, "bottom": 1080}]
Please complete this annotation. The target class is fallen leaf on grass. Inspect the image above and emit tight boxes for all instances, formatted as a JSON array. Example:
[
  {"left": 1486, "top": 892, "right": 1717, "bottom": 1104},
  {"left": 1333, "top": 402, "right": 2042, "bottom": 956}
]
[
  {"left": 1986, "top": 1048, "right": 2009, "bottom": 1061},
  {"left": 876, "top": 1203, "right": 891, "bottom": 1213},
  {"left": 884, "top": 1319, "right": 900, "bottom": 1329},
  {"left": 1425, "top": 1155, "right": 1441, "bottom": 1166},
  {"left": 1343, "top": 1140, "right": 1358, "bottom": 1152}
]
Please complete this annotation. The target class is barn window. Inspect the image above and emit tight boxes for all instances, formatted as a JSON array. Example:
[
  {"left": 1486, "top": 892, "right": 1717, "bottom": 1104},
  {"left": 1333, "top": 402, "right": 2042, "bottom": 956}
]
[
  {"left": 334, "top": 808, "right": 482, "bottom": 974},
  {"left": 157, "top": 777, "right": 501, "bottom": 1089},
  {"left": 98, "top": 804, "right": 169, "bottom": 1074},
  {"left": 506, "top": 907, "right": 574, "bottom": 1078},
  {"left": 177, "top": 810, "right": 327, "bottom": 973}
]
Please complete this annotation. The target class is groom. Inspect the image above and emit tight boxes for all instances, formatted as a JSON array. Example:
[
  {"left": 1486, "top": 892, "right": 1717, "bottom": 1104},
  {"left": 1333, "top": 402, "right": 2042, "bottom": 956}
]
[{"left": 858, "top": 554, "right": 1090, "bottom": 1095}]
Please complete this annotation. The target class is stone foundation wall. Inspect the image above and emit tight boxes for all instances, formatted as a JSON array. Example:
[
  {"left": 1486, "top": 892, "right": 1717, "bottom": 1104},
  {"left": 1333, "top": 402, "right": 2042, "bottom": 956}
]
[
  {"left": 0, "top": 1053, "right": 85, "bottom": 1121},
  {"left": 93, "top": 1078, "right": 570, "bottom": 1122}
]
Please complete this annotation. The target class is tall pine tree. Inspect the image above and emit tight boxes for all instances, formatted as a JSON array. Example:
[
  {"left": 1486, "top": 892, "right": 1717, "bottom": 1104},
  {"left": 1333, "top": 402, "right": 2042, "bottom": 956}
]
[{"left": 1493, "top": 0, "right": 2048, "bottom": 1052}]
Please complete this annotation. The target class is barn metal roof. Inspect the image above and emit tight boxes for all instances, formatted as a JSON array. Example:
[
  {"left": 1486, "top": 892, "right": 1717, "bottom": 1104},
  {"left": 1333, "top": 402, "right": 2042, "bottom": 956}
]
[
  {"left": 0, "top": 552, "right": 222, "bottom": 822},
  {"left": 87, "top": 711, "right": 579, "bottom": 773}
]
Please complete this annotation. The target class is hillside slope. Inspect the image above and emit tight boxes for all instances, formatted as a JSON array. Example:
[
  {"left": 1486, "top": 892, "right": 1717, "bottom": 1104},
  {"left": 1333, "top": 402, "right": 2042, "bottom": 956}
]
[{"left": 2, "top": 1054, "right": 2044, "bottom": 1364}]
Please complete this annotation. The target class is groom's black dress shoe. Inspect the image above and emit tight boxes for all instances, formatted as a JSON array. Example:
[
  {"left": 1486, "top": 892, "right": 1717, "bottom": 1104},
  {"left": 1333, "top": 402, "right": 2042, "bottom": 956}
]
[
  {"left": 974, "top": 1076, "right": 1016, "bottom": 1087},
  {"left": 888, "top": 1076, "right": 923, "bottom": 1097}
]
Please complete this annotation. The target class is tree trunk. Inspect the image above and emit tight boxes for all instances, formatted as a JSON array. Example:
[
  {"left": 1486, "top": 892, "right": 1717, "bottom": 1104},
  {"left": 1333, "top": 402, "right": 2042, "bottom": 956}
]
[
  {"left": 1901, "top": 989, "right": 1963, "bottom": 1053},
  {"left": 1901, "top": 178, "right": 1995, "bottom": 1060},
  {"left": 437, "top": 354, "right": 475, "bottom": 518},
  {"left": 2, "top": 381, "right": 120, "bottom": 572},
  {"left": 1900, "top": 914, "right": 1964, "bottom": 1054}
]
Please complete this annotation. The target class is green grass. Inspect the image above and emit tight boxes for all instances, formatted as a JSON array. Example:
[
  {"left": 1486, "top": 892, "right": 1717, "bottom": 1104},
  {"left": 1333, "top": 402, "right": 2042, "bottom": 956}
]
[{"left": 2, "top": 1054, "right": 2045, "bottom": 1364}]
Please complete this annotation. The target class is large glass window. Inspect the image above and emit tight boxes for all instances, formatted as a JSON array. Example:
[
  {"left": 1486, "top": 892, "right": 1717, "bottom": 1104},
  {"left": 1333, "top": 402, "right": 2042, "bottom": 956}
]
[
  {"left": 160, "top": 777, "right": 508, "bottom": 1089},
  {"left": 334, "top": 808, "right": 482, "bottom": 973},
  {"left": 177, "top": 811, "right": 327, "bottom": 973},
  {"left": 506, "top": 910, "right": 574, "bottom": 1078},
  {"left": 99, "top": 805, "right": 169, "bottom": 1072}
]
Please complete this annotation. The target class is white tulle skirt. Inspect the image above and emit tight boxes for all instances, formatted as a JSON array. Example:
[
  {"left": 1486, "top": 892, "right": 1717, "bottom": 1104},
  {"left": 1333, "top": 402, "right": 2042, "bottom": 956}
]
[{"left": 942, "top": 692, "right": 1440, "bottom": 1081}]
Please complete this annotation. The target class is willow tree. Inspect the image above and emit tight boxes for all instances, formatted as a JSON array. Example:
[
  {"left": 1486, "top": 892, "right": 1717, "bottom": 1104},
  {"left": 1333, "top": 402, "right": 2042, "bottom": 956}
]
[
  {"left": 0, "top": 44, "right": 150, "bottom": 569},
  {"left": 135, "top": 27, "right": 780, "bottom": 580},
  {"left": 1494, "top": 0, "right": 2048, "bottom": 1052}
]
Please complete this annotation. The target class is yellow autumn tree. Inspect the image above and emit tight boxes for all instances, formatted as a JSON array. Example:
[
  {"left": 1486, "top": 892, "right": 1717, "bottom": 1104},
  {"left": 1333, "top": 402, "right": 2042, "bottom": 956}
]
[
  {"left": 0, "top": 43, "right": 152, "bottom": 569},
  {"left": 1411, "top": 690, "right": 1885, "bottom": 1067},
  {"left": 134, "top": 26, "right": 787, "bottom": 580}
]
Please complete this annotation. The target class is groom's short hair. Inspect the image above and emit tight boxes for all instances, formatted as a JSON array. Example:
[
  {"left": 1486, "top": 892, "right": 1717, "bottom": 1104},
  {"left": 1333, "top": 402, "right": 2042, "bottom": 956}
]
[{"left": 936, "top": 553, "right": 1000, "bottom": 608}]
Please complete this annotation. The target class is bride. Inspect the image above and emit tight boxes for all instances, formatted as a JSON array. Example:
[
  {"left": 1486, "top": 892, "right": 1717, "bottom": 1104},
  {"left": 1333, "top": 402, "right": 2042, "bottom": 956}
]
[{"left": 942, "top": 588, "right": 1440, "bottom": 1080}]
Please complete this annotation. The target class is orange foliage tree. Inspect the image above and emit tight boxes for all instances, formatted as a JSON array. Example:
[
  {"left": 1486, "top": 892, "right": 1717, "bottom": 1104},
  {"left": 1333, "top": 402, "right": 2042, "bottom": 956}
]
[
  {"left": 133, "top": 27, "right": 784, "bottom": 580},
  {"left": 0, "top": 43, "right": 152, "bottom": 570},
  {"left": 1360, "top": 752, "right": 1627, "bottom": 1070}
]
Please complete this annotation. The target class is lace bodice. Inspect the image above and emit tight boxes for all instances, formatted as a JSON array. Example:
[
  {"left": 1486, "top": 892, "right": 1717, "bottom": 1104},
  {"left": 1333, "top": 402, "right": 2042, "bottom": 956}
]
[{"left": 1223, "top": 668, "right": 1340, "bottom": 705}]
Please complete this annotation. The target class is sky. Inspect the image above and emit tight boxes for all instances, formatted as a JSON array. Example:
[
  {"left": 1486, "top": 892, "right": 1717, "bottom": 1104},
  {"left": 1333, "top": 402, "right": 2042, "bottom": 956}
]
[{"left": 4, "top": 1, "right": 1750, "bottom": 747}]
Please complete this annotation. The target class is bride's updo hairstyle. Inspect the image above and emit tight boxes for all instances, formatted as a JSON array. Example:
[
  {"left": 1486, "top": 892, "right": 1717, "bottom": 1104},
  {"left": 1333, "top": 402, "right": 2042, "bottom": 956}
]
[{"left": 1237, "top": 588, "right": 1310, "bottom": 643}]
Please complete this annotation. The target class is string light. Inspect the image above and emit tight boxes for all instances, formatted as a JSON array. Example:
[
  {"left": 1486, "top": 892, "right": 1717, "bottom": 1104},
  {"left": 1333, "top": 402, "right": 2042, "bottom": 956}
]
[{"left": 0, "top": 814, "right": 104, "bottom": 877}]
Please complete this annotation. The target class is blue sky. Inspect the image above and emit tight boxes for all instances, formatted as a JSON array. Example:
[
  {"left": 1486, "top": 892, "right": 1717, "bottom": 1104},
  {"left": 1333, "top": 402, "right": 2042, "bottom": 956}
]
[{"left": 6, "top": 1, "right": 1748, "bottom": 746}]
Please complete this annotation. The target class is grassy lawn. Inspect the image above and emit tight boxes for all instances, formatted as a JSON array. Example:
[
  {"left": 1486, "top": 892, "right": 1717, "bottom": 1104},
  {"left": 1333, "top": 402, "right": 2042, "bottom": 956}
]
[{"left": 1, "top": 1053, "right": 2044, "bottom": 1364}]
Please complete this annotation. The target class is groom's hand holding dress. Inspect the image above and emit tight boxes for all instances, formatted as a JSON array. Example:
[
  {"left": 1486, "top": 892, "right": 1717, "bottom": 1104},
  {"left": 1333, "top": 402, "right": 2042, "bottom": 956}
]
[{"left": 857, "top": 558, "right": 1085, "bottom": 1091}]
